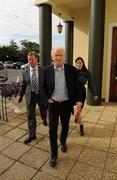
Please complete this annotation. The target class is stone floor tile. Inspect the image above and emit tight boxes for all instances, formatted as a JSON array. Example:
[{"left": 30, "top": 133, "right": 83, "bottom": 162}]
[
  {"left": 0, "top": 124, "right": 14, "bottom": 135},
  {"left": 0, "top": 136, "right": 14, "bottom": 152},
  {"left": 78, "top": 147, "right": 107, "bottom": 168},
  {"left": 67, "top": 162, "right": 103, "bottom": 180},
  {"left": 19, "top": 147, "right": 49, "bottom": 169},
  {"left": 2, "top": 141, "right": 31, "bottom": 160},
  {"left": 109, "top": 138, "right": 117, "bottom": 154},
  {"left": 0, "top": 154, "right": 14, "bottom": 175},
  {"left": 82, "top": 117, "right": 98, "bottom": 124},
  {"left": 100, "top": 114, "right": 116, "bottom": 122},
  {"left": 35, "top": 136, "right": 50, "bottom": 152},
  {"left": 96, "top": 120, "right": 115, "bottom": 130},
  {"left": 5, "top": 127, "right": 27, "bottom": 140},
  {"left": 17, "top": 113, "right": 27, "bottom": 120},
  {"left": 32, "top": 171, "right": 61, "bottom": 180},
  {"left": 89, "top": 105, "right": 105, "bottom": 111},
  {"left": 69, "top": 128, "right": 89, "bottom": 146},
  {"left": 85, "top": 112, "right": 100, "bottom": 120},
  {"left": 41, "top": 157, "right": 76, "bottom": 179},
  {"left": 105, "top": 153, "right": 117, "bottom": 173},
  {"left": 82, "top": 122, "right": 95, "bottom": 135},
  {"left": 6, "top": 118, "right": 25, "bottom": 126},
  {"left": 92, "top": 126, "right": 113, "bottom": 138},
  {"left": 86, "top": 136, "right": 110, "bottom": 151},
  {"left": 0, "top": 161, "right": 37, "bottom": 180},
  {"left": 113, "top": 126, "right": 117, "bottom": 136},
  {"left": 104, "top": 105, "right": 117, "bottom": 112},
  {"left": 102, "top": 171, "right": 117, "bottom": 180},
  {"left": 0, "top": 102, "right": 117, "bottom": 179},
  {"left": 102, "top": 110, "right": 117, "bottom": 117},
  {"left": 7, "top": 110, "right": 18, "bottom": 117},
  {"left": 18, "top": 122, "right": 28, "bottom": 130},
  {"left": 18, "top": 133, "right": 43, "bottom": 145},
  {"left": 58, "top": 143, "right": 83, "bottom": 161},
  {"left": 36, "top": 124, "right": 49, "bottom": 136}
]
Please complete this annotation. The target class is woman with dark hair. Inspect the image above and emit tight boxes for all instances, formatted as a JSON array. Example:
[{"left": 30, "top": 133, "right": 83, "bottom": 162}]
[{"left": 75, "top": 57, "right": 98, "bottom": 136}]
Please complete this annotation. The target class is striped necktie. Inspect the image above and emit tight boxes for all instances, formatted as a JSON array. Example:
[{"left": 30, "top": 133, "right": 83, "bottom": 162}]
[{"left": 32, "top": 69, "right": 38, "bottom": 92}]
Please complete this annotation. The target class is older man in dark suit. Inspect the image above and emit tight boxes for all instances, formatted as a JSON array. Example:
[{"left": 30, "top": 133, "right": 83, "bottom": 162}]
[
  {"left": 18, "top": 51, "right": 47, "bottom": 144},
  {"left": 43, "top": 48, "right": 83, "bottom": 167}
]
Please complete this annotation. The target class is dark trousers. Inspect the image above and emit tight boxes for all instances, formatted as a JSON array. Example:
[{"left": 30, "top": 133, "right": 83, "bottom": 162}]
[
  {"left": 27, "top": 92, "right": 47, "bottom": 137},
  {"left": 48, "top": 100, "right": 72, "bottom": 158}
]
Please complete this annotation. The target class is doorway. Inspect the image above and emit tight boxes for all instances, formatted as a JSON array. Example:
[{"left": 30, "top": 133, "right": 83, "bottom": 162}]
[{"left": 109, "top": 27, "right": 117, "bottom": 101}]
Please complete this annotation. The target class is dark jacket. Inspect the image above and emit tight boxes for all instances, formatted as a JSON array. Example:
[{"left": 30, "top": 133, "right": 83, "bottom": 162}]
[
  {"left": 19, "top": 65, "right": 47, "bottom": 107},
  {"left": 77, "top": 69, "right": 97, "bottom": 96},
  {"left": 43, "top": 63, "right": 83, "bottom": 106}
]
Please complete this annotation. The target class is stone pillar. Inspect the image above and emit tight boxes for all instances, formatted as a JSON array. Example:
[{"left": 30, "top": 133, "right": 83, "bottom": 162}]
[
  {"left": 36, "top": 4, "right": 52, "bottom": 66},
  {"left": 65, "top": 21, "right": 74, "bottom": 65},
  {"left": 87, "top": 0, "right": 105, "bottom": 105}
]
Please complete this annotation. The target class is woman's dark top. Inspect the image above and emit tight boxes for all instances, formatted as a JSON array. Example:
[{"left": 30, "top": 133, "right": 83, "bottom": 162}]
[{"left": 77, "top": 69, "right": 97, "bottom": 104}]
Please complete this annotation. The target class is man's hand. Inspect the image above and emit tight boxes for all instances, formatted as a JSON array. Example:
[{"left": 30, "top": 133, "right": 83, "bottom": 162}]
[
  {"left": 48, "top": 99, "right": 54, "bottom": 104},
  {"left": 18, "top": 96, "right": 23, "bottom": 103}
]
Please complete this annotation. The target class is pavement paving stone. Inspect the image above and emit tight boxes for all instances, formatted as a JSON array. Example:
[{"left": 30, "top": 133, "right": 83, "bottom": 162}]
[
  {"left": 1, "top": 141, "right": 31, "bottom": 160},
  {"left": 67, "top": 162, "right": 103, "bottom": 180},
  {"left": 0, "top": 136, "right": 14, "bottom": 152},
  {"left": 6, "top": 118, "right": 25, "bottom": 126},
  {"left": 4, "top": 127, "right": 27, "bottom": 141},
  {"left": 96, "top": 120, "right": 115, "bottom": 130},
  {"left": 0, "top": 154, "right": 14, "bottom": 175},
  {"left": 32, "top": 171, "right": 61, "bottom": 180},
  {"left": 69, "top": 128, "right": 89, "bottom": 146},
  {"left": 92, "top": 126, "right": 113, "bottom": 138},
  {"left": 109, "top": 137, "right": 117, "bottom": 154},
  {"left": 86, "top": 136, "right": 110, "bottom": 152},
  {"left": 19, "top": 147, "right": 50, "bottom": 169},
  {"left": 0, "top": 124, "right": 14, "bottom": 135},
  {"left": 18, "top": 122, "right": 28, "bottom": 130},
  {"left": 35, "top": 136, "right": 50, "bottom": 152},
  {"left": 36, "top": 124, "right": 49, "bottom": 136},
  {"left": 0, "top": 103, "right": 117, "bottom": 179},
  {"left": 102, "top": 170, "right": 117, "bottom": 180},
  {"left": 105, "top": 153, "right": 117, "bottom": 173},
  {"left": 0, "top": 161, "right": 37, "bottom": 180},
  {"left": 41, "top": 156, "right": 76, "bottom": 179},
  {"left": 78, "top": 147, "right": 107, "bottom": 168}
]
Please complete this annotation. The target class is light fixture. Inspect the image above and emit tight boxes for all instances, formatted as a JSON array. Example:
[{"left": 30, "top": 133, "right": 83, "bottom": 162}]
[{"left": 57, "top": 13, "right": 63, "bottom": 33}]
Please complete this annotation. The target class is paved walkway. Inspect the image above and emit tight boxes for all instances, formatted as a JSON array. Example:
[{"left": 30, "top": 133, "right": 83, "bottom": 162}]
[{"left": 0, "top": 102, "right": 117, "bottom": 180}]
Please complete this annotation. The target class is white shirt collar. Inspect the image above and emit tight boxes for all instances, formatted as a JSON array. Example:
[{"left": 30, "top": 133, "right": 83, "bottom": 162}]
[
  {"left": 54, "top": 64, "right": 64, "bottom": 70},
  {"left": 30, "top": 65, "right": 38, "bottom": 71}
]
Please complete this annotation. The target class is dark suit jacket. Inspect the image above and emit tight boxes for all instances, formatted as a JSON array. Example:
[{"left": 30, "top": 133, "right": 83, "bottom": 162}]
[
  {"left": 43, "top": 63, "right": 83, "bottom": 106},
  {"left": 19, "top": 65, "right": 47, "bottom": 107}
]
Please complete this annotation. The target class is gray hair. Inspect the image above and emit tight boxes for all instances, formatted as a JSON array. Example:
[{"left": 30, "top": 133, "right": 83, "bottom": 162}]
[{"left": 51, "top": 47, "right": 65, "bottom": 56}]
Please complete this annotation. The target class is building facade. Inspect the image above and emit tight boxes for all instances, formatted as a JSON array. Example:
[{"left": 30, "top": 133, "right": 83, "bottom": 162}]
[{"left": 35, "top": 0, "right": 117, "bottom": 105}]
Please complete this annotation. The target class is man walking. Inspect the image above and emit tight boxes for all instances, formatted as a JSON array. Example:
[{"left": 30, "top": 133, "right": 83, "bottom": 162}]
[
  {"left": 43, "top": 48, "right": 83, "bottom": 167},
  {"left": 18, "top": 51, "right": 47, "bottom": 144}
]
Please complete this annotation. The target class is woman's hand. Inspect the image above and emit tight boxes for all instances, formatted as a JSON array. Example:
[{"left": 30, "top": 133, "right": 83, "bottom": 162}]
[{"left": 76, "top": 101, "right": 83, "bottom": 107}]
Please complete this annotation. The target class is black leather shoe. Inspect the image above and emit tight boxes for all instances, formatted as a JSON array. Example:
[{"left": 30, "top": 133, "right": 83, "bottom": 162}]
[
  {"left": 24, "top": 136, "right": 36, "bottom": 144},
  {"left": 61, "top": 144, "right": 67, "bottom": 153},
  {"left": 42, "top": 119, "right": 48, "bottom": 126},
  {"left": 50, "top": 158, "right": 57, "bottom": 167}
]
